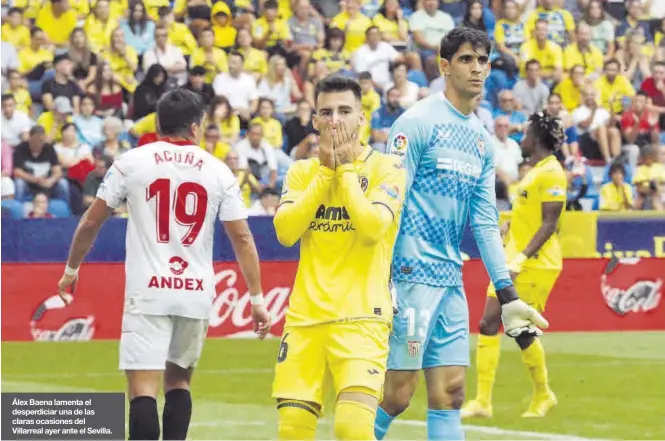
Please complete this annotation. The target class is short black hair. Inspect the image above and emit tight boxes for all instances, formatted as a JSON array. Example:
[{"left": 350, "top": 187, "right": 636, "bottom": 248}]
[
  {"left": 636, "top": 90, "right": 649, "bottom": 98},
  {"left": 264, "top": 0, "right": 278, "bottom": 9},
  {"left": 156, "top": 88, "right": 205, "bottom": 137},
  {"left": 365, "top": 25, "right": 380, "bottom": 36},
  {"left": 30, "top": 125, "right": 46, "bottom": 136},
  {"left": 314, "top": 74, "right": 362, "bottom": 106},
  {"left": 31, "top": 26, "right": 44, "bottom": 37},
  {"left": 439, "top": 27, "right": 491, "bottom": 62},
  {"left": 604, "top": 58, "right": 620, "bottom": 69},
  {"left": 228, "top": 50, "right": 244, "bottom": 61},
  {"left": 525, "top": 59, "right": 541, "bottom": 70},
  {"left": 609, "top": 161, "right": 625, "bottom": 176},
  {"left": 528, "top": 111, "right": 566, "bottom": 152},
  {"left": 1, "top": 94, "right": 15, "bottom": 103},
  {"left": 358, "top": 71, "right": 373, "bottom": 81},
  {"left": 61, "top": 122, "right": 76, "bottom": 133},
  {"left": 8, "top": 7, "right": 23, "bottom": 15}
]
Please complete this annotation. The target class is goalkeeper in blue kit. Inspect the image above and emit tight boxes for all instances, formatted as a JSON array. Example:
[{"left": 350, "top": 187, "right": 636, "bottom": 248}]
[{"left": 374, "top": 28, "right": 549, "bottom": 440}]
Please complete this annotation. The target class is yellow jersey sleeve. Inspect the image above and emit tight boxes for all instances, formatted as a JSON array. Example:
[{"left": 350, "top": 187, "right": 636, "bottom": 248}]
[
  {"left": 494, "top": 20, "right": 506, "bottom": 45},
  {"left": 633, "top": 165, "right": 650, "bottom": 184},
  {"left": 274, "top": 160, "right": 336, "bottom": 247},
  {"left": 563, "top": 10, "right": 575, "bottom": 31},
  {"left": 538, "top": 168, "right": 568, "bottom": 203}
]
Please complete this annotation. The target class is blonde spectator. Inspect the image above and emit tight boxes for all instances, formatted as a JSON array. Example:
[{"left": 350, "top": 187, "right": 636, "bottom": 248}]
[
  {"left": 35, "top": 0, "right": 78, "bottom": 50},
  {"left": 330, "top": 0, "right": 373, "bottom": 53},
  {"left": 208, "top": 96, "right": 240, "bottom": 146},
  {"left": 2, "top": 8, "right": 31, "bottom": 50},
  {"left": 634, "top": 144, "right": 665, "bottom": 210},
  {"left": 594, "top": 58, "right": 635, "bottom": 115},
  {"left": 553, "top": 64, "right": 587, "bottom": 112},
  {"left": 68, "top": 28, "right": 99, "bottom": 91},
  {"left": 37, "top": 97, "right": 74, "bottom": 143},
  {"left": 87, "top": 62, "right": 124, "bottom": 118},
  {"left": 142, "top": 24, "right": 187, "bottom": 85},
  {"left": 384, "top": 61, "right": 421, "bottom": 109},
  {"left": 563, "top": 23, "right": 604, "bottom": 79},
  {"left": 616, "top": 30, "right": 653, "bottom": 89},
  {"left": 250, "top": 98, "right": 283, "bottom": 149},
  {"left": 373, "top": 0, "right": 408, "bottom": 47},
  {"left": 519, "top": 19, "right": 563, "bottom": 84},
  {"left": 191, "top": 27, "right": 229, "bottom": 84},
  {"left": 583, "top": 0, "right": 615, "bottom": 61},
  {"left": 258, "top": 54, "right": 301, "bottom": 117},
  {"left": 210, "top": 1, "right": 237, "bottom": 51},
  {"left": 599, "top": 162, "right": 634, "bottom": 211},
  {"left": 5, "top": 70, "right": 33, "bottom": 117},
  {"left": 311, "top": 28, "right": 351, "bottom": 74},
  {"left": 95, "top": 116, "right": 131, "bottom": 158},
  {"left": 120, "top": 1, "right": 157, "bottom": 57},
  {"left": 156, "top": 6, "right": 198, "bottom": 56},
  {"left": 102, "top": 27, "right": 139, "bottom": 93},
  {"left": 524, "top": 0, "right": 575, "bottom": 47},
  {"left": 84, "top": 0, "right": 118, "bottom": 53},
  {"left": 236, "top": 28, "right": 269, "bottom": 83}
]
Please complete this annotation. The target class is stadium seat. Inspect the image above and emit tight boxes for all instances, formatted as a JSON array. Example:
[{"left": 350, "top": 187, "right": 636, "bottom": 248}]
[
  {"left": 1, "top": 199, "right": 25, "bottom": 219},
  {"left": 48, "top": 199, "right": 71, "bottom": 218}
]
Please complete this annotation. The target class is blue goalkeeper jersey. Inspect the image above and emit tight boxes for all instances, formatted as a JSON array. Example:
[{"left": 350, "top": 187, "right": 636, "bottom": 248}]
[{"left": 387, "top": 93, "right": 512, "bottom": 290}]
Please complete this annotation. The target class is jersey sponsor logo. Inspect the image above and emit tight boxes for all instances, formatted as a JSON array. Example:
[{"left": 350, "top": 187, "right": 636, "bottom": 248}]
[
  {"left": 169, "top": 256, "right": 189, "bottom": 275},
  {"left": 436, "top": 157, "right": 481, "bottom": 179},
  {"left": 315, "top": 204, "right": 350, "bottom": 220},
  {"left": 310, "top": 204, "right": 355, "bottom": 232},
  {"left": 390, "top": 132, "right": 408, "bottom": 157},
  {"left": 380, "top": 184, "right": 399, "bottom": 199},
  {"left": 148, "top": 276, "right": 204, "bottom": 291}
]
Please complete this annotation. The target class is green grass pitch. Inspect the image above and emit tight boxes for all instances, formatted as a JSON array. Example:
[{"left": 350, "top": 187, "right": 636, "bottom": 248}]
[{"left": 3, "top": 332, "right": 665, "bottom": 440}]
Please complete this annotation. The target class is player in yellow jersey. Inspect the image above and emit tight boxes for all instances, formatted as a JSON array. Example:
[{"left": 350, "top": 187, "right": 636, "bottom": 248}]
[
  {"left": 463, "top": 111, "right": 567, "bottom": 420},
  {"left": 272, "top": 75, "right": 406, "bottom": 440}
]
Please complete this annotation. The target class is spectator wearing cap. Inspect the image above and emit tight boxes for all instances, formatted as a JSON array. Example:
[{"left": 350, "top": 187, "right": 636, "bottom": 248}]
[
  {"left": 1, "top": 94, "right": 33, "bottom": 148},
  {"left": 553, "top": 64, "right": 586, "bottom": 112},
  {"left": 288, "top": 0, "right": 325, "bottom": 76},
  {"left": 120, "top": 1, "right": 157, "bottom": 57},
  {"left": 248, "top": 187, "right": 280, "bottom": 216},
  {"left": 37, "top": 97, "right": 74, "bottom": 143},
  {"left": 370, "top": 86, "right": 404, "bottom": 153},
  {"left": 594, "top": 58, "right": 635, "bottom": 115},
  {"left": 512, "top": 59, "right": 549, "bottom": 115},
  {"left": 35, "top": 0, "right": 78, "bottom": 51},
  {"left": 184, "top": 66, "right": 215, "bottom": 107},
  {"left": 236, "top": 28, "right": 269, "bottom": 83},
  {"left": 103, "top": 27, "right": 139, "bottom": 93},
  {"left": 493, "top": 90, "right": 528, "bottom": 143},
  {"left": 572, "top": 86, "right": 622, "bottom": 163},
  {"left": 191, "top": 27, "right": 229, "bottom": 84},
  {"left": 41, "top": 53, "right": 83, "bottom": 114},
  {"left": 524, "top": 0, "right": 575, "bottom": 47},
  {"left": 330, "top": 0, "right": 373, "bottom": 53},
  {"left": 519, "top": 19, "right": 563, "bottom": 85},
  {"left": 142, "top": 24, "right": 187, "bottom": 86},
  {"left": 352, "top": 26, "right": 402, "bottom": 92},
  {"left": 209, "top": 2, "right": 237, "bottom": 51},
  {"left": 13, "top": 125, "right": 69, "bottom": 205},
  {"left": 616, "top": 0, "right": 654, "bottom": 49},
  {"left": 408, "top": 0, "right": 454, "bottom": 66},
  {"left": 157, "top": 7, "right": 198, "bottom": 57},
  {"left": 83, "top": 0, "right": 118, "bottom": 54},
  {"left": 2, "top": 8, "right": 31, "bottom": 51},
  {"left": 18, "top": 28, "right": 54, "bottom": 99},
  {"left": 564, "top": 23, "right": 604, "bottom": 79},
  {"left": 213, "top": 51, "right": 259, "bottom": 124},
  {"left": 599, "top": 162, "right": 634, "bottom": 211}
]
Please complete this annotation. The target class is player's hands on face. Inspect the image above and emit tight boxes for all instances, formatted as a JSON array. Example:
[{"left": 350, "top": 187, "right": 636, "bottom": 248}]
[
  {"left": 501, "top": 299, "right": 549, "bottom": 339},
  {"left": 332, "top": 120, "right": 356, "bottom": 166},
  {"left": 251, "top": 304, "right": 272, "bottom": 340},
  {"left": 57, "top": 273, "right": 77, "bottom": 306},
  {"left": 317, "top": 119, "right": 336, "bottom": 170}
]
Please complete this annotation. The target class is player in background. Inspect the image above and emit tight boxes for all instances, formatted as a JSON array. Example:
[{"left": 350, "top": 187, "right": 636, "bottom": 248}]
[
  {"left": 374, "top": 28, "right": 549, "bottom": 441},
  {"left": 56, "top": 89, "right": 271, "bottom": 441},
  {"left": 272, "top": 75, "right": 406, "bottom": 440},
  {"left": 462, "top": 112, "right": 567, "bottom": 419}
]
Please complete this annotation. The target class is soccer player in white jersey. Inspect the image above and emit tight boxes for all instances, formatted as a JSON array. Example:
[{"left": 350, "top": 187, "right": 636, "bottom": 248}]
[
  {"left": 56, "top": 89, "right": 272, "bottom": 440},
  {"left": 374, "top": 28, "right": 549, "bottom": 440}
]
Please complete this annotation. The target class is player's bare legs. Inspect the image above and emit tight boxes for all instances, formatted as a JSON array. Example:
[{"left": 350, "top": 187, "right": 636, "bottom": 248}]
[
  {"left": 424, "top": 365, "right": 466, "bottom": 439},
  {"left": 163, "top": 362, "right": 194, "bottom": 440},
  {"left": 375, "top": 371, "right": 419, "bottom": 439},
  {"left": 125, "top": 370, "right": 162, "bottom": 440}
]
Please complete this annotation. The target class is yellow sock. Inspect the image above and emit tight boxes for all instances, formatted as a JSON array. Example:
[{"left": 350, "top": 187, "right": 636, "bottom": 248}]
[
  {"left": 334, "top": 400, "right": 376, "bottom": 440},
  {"left": 277, "top": 400, "right": 319, "bottom": 440},
  {"left": 475, "top": 334, "right": 501, "bottom": 407},
  {"left": 520, "top": 338, "right": 549, "bottom": 397}
]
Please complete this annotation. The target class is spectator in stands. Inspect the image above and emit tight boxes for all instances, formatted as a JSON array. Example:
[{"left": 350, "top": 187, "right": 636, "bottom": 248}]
[
  {"left": 82, "top": 154, "right": 113, "bottom": 208},
  {"left": 370, "top": 86, "right": 404, "bottom": 153},
  {"left": 494, "top": 89, "right": 528, "bottom": 143},
  {"left": 519, "top": 19, "right": 563, "bottom": 85},
  {"left": 202, "top": 124, "right": 231, "bottom": 160},
  {"left": 284, "top": 100, "right": 316, "bottom": 159},
  {"left": 19, "top": 28, "right": 54, "bottom": 100},
  {"left": 42, "top": 54, "right": 82, "bottom": 114},
  {"left": 54, "top": 123, "right": 94, "bottom": 170},
  {"left": 27, "top": 192, "right": 55, "bottom": 218},
  {"left": 599, "top": 162, "right": 634, "bottom": 211},
  {"left": 258, "top": 54, "right": 302, "bottom": 118},
  {"left": 512, "top": 59, "right": 548, "bottom": 115},
  {"left": 508, "top": 161, "right": 531, "bottom": 205},
  {"left": 1, "top": 42, "right": 20, "bottom": 93},
  {"left": 546, "top": 93, "right": 579, "bottom": 158},
  {"left": 639, "top": 60, "right": 665, "bottom": 130},
  {"left": 157, "top": 6, "right": 198, "bottom": 57},
  {"left": 358, "top": 71, "right": 381, "bottom": 144},
  {"left": 83, "top": 0, "right": 117, "bottom": 54},
  {"left": 184, "top": 66, "right": 215, "bottom": 107},
  {"left": 5, "top": 70, "right": 32, "bottom": 117},
  {"left": 133, "top": 64, "right": 168, "bottom": 121},
  {"left": 352, "top": 26, "right": 401, "bottom": 92},
  {"left": 303, "top": 59, "right": 329, "bottom": 106},
  {"left": 564, "top": 23, "right": 604, "bottom": 79},
  {"left": 474, "top": 94, "right": 495, "bottom": 134},
  {"left": 311, "top": 28, "right": 351, "bottom": 75},
  {"left": 524, "top": 0, "right": 575, "bottom": 47},
  {"left": 235, "top": 122, "right": 278, "bottom": 189},
  {"left": 1, "top": 171, "right": 18, "bottom": 219},
  {"left": 142, "top": 24, "right": 187, "bottom": 86},
  {"left": 554, "top": 64, "right": 586, "bottom": 112},
  {"left": 37, "top": 96, "right": 74, "bottom": 143},
  {"left": 1, "top": 94, "right": 32, "bottom": 148},
  {"left": 595, "top": 58, "right": 635, "bottom": 115},
  {"left": 13, "top": 125, "right": 69, "bottom": 205},
  {"left": 616, "top": 0, "right": 654, "bottom": 49},
  {"left": 385, "top": 61, "right": 422, "bottom": 109},
  {"left": 461, "top": 0, "right": 489, "bottom": 35},
  {"left": 191, "top": 27, "right": 229, "bottom": 84},
  {"left": 74, "top": 95, "right": 105, "bottom": 147},
  {"left": 94, "top": 116, "right": 130, "bottom": 158},
  {"left": 372, "top": 0, "right": 408, "bottom": 49},
  {"left": 236, "top": 28, "right": 269, "bottom": 83},
  {"left": 494, "top": 0, "right": 525, "bottom": 80},
  {"left": 289, "top": 0, "right": 325, "bottom": 76},
  {"left": 621, "top": 91, "right": 659, "bottom": 166},
  {"left": 87, "top": 62, "right": 124, "bottom": 119},
  {"left": 583, "top": 0, "right": 616, "bottom": 61},
  {"left": 409, "top": 0, "right": 454, "bottom": 66},
  {"left": 634, "top": 144, "right": 665, "bottom": 210},
  {"left": 68, "top": 28, "right": 99, "bottom": 92},
  {"left": 493, "top": 115, "right": 523, "bottom": 185},
  {"left": 330, "top": 0, "right": 373, "bottom": 53},
  {"left": 573, "top": 86, "right": 622, "bottom": 163},
  {"left": 225, "top": 150, "right": 261, "bottom": 207},
  {"left": 2, "top": 8, "right": 30, "bottom": 52},
  {"left": 251, "top": 98, "right": 283, "bottom": 150},
  {"left": 120, "top": 1, "right": 156, "bottom": 58},
  {"left": 616, "top": 30, "right": 653, "bottom": 90},
  {"left": 248, "top": 187, "right": 280, "bottom": 216},
  {"left": 212, "top": 51, "right": 259, "bottom": 125},
  {"left": 253, "top": 0, "right": 294, "bottom": 62},
  {"left": 36, "top": 0, "right": 78, "bottom": 52},
  {"left": 209, "top": 96, "right": 240, "bottom": 147},
  {"left": 103, "top": 27, "right": 139, "bottom": 94}
]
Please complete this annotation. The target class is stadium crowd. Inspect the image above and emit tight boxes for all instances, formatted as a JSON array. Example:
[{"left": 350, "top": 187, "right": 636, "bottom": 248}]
[{"left": 2, "top": 0, "right": 665, "bottom": 219}]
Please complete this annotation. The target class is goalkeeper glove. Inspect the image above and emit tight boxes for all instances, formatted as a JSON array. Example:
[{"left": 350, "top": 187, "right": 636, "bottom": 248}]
[
  {"left": 495, "top": 285, "right": 549, "bottom": 338},
  {"left": 507, "top": 252, "right": 528, "bottom": 274}
]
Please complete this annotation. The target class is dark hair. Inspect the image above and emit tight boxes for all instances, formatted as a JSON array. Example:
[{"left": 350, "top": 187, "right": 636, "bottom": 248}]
[
  {"left": 258, "top": 97, "right": 275, "bottom": 110},
  {"left": 528, "top": 111, "right": 566, "bottom": 152},
  {"left": 641, "top": 143, "right": 656, "bottom": 157},
  {"left": 30, "top": 125, "right": 46, "bottom": 136},
  {"left": 205, "top": 123, "right": 219, "bottom": 132},
  {"left": 365, "top": 25, "right": 380, "bottom": 36},
  {"left": 156, "top": 88, "right": 206, "bottom": 137},
  {"left": 264, "top": 0, "right": 278, "bottom": 9},
  {"left": 31, "top": 27, "right": 44, "bottom": 37},
  {"left": 604, "top": 58, "right": 620, "bottom": 69},
  {"left": 636, "top": 90, "right": 649, "bottom": 98},
  {"left": 439, "top": 27, "right": 491, "bottom": 62},
  {"left": 525, "top": 59, "right": 541, "bottom": 70},
  {"left": 462, "top": 0, "right": 486, "bottom": 32},
  {"left": 228, "top": 50, "right": 244, "bottom": 61},
  {"left": 81, "top": 94, "right": 96, "bottom": 105},
  {"left": 325, "top": 27, "right": 346, "bottom": 50},
  {"left": 609, "top": 161, "right": 625, "bottom": 176},
  {"left": 314, "top": 75, "right": 362, "bottom": 106},
  {"left": 358, "top": 71, "right": 372, "bottom": 81},
  {"left": 61, "top": 122, "right": 76, "bottom": 133},
  {"left": 1, "top": 94, "right": 15, "bottom": 103},
  {"left": 8, "top": 7, "right": 23, "bottom": 15},
  {"left": 548, "top": 92, "right": 562, "bottom": 102},
  {"left": 654, "top": 61, "right": 665, "bottom": 69},
  {"left": 390, "top": 60, "right": 408, "bottom": 73},
  {"left": 128, "top": 0, "right": 148, "bottom": 34}
]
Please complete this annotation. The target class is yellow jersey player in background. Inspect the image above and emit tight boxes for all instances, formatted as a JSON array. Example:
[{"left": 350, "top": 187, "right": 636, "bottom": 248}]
[
  {"left": 272, "top": 74, "right": 406, "bottom": 440},
  {"left": 463, "top": 111, "right": 567, "bottom": 420}
]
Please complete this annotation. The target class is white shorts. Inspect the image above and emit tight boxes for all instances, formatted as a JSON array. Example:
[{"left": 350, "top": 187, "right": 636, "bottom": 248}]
[{"left": 119, "top": 313, "right": 209, "bottom": 371}]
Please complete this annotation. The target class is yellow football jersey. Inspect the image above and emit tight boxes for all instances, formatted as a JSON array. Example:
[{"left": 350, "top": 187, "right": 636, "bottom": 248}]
[
  {"left": 274, "top": 146, "right": 405, "bottom": 327},
  {"left": 505, "top": 155, "right": 567, "bottom": 271}
]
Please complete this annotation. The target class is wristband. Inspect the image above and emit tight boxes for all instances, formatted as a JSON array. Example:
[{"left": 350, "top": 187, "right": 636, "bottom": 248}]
[
  {"left": 495, "top": 285, "right": 519, "bottom": 305},
  {"left": 249, "top": 293, "right": 264, "bottom": 306},
  {"left": 64, "top": 265, "right": 79, "bottom": 277}
]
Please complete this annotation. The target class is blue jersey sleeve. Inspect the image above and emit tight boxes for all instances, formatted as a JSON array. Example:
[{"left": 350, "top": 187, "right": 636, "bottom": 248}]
[
  {"left": 469, "top": 139, "right": 512, "bottom": 290},
  {"left": 387, "top": 113, "right": 426, "bottom": 196}
]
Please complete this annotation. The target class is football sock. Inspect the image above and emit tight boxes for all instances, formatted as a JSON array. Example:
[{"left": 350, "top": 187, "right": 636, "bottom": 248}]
[
  {"left": 128, "top": 396, "right": 160, "bottom": 440},
  {"left": 162, "top": 389, "right": 192, "bottom": 440},
  {"left": 277, "top": 400, "right": 318, "bottom": 440},
  {"left": 427, "top": 409, "right": 464, "bottom": 441},
  {"left": 520, "top": 338, "right": 549, "bottom": 396},
  {"left": 334, "top": 400, "right": 376, "bottom": 440},
  {"left": 374, "top": 406, "right": 395, "bottom": 440},
  {"left": 475, "top": 333, "right": 501, "bottom": 406}
]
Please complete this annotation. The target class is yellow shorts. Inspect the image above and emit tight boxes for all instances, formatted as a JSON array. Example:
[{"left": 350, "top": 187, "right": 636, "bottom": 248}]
[
  {"left": 271, "top": 320, "right": 390, "bottom": 407},
  {"left": 487, "top": 268, "right": 560, "bottom": 313}
]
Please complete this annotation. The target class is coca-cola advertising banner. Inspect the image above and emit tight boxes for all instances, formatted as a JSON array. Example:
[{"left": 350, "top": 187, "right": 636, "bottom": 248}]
[{"left": 1, "top": 258, "right": 663, "bottom": 342}]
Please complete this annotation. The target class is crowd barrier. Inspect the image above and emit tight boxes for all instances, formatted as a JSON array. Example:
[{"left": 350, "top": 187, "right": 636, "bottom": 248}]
[{"left": 1, "top": 213, "right": 664, "bottom": 342}]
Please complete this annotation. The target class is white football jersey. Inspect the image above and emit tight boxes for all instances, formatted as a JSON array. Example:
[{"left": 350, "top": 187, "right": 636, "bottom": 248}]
[{"left": 96, "top": 141, "right": 247, "bottom": 319}]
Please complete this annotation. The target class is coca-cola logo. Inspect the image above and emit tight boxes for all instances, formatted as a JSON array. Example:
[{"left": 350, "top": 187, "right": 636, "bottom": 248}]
[
  {"left": 31, "top": 317, "right": 96, "bottom": 341},
  {"left": 209, "top": 269, "right": 291, "bottom": 336},
  {"left": 30, "top": 294, "right": 96, "bottom": 342},
  {"left": 601, "top": 276, "right": 663, "bottom": 316}
]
